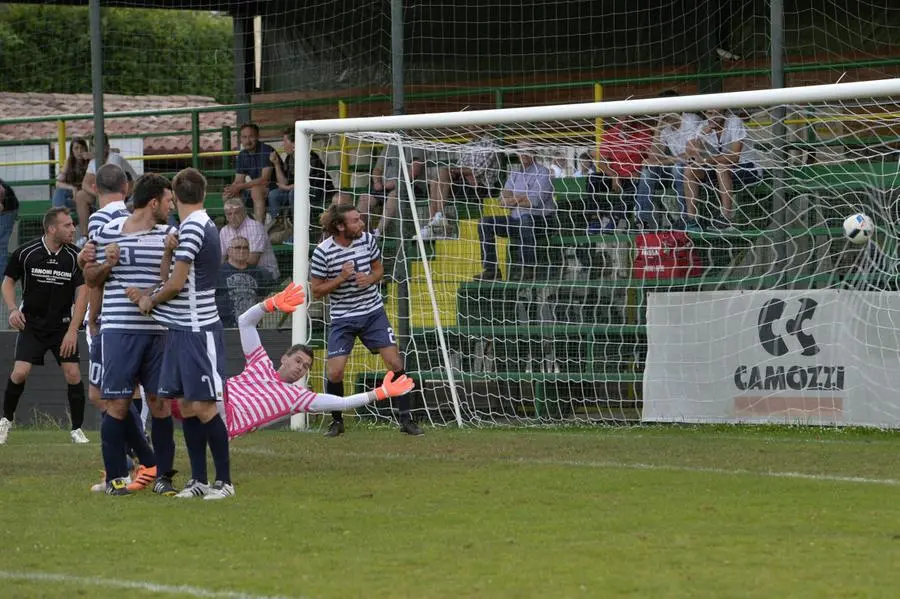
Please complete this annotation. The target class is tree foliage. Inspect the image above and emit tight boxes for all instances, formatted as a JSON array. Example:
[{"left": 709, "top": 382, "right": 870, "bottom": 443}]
[{"left": 0, "top": 4, "right": 234, "bottom": 102}]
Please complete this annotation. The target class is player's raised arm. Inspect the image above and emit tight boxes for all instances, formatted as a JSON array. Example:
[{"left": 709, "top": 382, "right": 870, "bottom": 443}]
[{"left": 237, "top": 282, "right": 305, "bottom": 356}]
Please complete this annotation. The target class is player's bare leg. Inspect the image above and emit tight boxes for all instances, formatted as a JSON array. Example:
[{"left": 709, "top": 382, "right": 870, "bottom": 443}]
[
  {"left": 323, "top": 354, "right": 350, "bottom": 437},
  {"left": 377, "top": 345, "right": 423, "bottom": 436}
]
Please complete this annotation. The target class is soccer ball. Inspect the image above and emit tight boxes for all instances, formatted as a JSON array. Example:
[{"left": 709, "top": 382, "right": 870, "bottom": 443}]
[{"left": 843, "top": 213, "right": 875, "bottom": 245}]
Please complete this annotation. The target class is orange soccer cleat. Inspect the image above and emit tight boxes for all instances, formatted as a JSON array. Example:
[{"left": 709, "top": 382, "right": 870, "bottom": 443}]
[{"left": 126, "top": 465, "right": 158, "bottom": 492}]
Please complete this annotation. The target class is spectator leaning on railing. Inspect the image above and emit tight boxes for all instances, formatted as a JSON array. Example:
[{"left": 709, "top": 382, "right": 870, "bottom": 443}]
[{"left": 52, "top": 137, "right": 90, "bottom": 211}]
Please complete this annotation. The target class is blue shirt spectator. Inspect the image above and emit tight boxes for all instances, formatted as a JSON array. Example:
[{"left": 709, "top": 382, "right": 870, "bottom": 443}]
[{"left": 224, "top": 122, "right": 277, "bottom": 225}]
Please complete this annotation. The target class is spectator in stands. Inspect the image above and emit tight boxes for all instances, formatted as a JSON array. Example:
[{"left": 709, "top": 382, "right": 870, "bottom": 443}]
[
  {"left": 224, "top": 123, "right": 276, "bottom": 226},
  {"left": 75, "top": 134, "right": 138, "bottom": 244},
  {"left": 683, "top": 109, "right": 763, "bottom": 231},
  {"left": 550, "top": 152, "right": 568, "bottom": 178},
  {"left": 634, "top": 90, "right": 703, "bottom": 229},
  {"left": 51, "top": 137, "right": 90, "bottom": 211},
  {"left": 219, "top": 198, "right": 280, "bottom": 280},
  {"left": 357, "top": 143, "right": 426, "bottom": 239},
  {"left": 215, "top": 236, "right": 274, "bottom": 328},
  {"left": 587, "top": 117, "right": 653, "bottom": 232},
  {"left": 0, "top": 178, "right": 19, "bottom": 278},
  {"left": 473, "top": 147, "right": 555, "bottom": 281},
  {"left": 268, "top": 128, "right": 342, "bottom": 243},
  {"left": 419, "top": 133, "right": 500, "bottom": 241},
  {"left": 574, "top": 152, "right": 595, "bottom": 178}
]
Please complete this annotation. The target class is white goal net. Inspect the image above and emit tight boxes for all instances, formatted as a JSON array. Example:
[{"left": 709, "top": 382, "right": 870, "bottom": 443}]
[{"left": 294, "top": 79, "right": 900, "bottom": 429}]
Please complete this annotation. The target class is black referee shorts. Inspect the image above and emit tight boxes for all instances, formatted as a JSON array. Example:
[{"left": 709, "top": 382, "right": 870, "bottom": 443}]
[{"left": 14, "top": 326, "right": 80, "bottom": 366}]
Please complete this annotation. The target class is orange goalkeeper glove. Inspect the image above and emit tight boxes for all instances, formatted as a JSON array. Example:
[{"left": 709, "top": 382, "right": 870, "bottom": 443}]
[
  {"left": 374, "top": 371, "right": 415, "bottom": 401},
  {"left": 263, "top": 281, "right": 305, "bottom": 313}
]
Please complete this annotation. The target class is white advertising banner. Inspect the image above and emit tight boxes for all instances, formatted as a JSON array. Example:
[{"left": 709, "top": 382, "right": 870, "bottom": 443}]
[{"left": 642, "top": 290, "right": 900, "bottom": 428}]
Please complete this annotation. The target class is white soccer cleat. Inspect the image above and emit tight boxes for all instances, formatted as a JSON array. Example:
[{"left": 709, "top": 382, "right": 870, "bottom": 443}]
[
  {"left": 203, "top": 481, "right": 235, "bottom": 501},
  {"left": 174, "top": 479, "right": 210, "bottom": 498},
  {"left": 0, "top": 417, "right": 10, "bottom": 444},
  {"left": 70, "top": 428, "right": 89, "bottom": 444}
]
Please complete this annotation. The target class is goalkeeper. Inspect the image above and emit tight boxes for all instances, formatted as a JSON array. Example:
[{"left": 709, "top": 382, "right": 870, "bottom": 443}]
[{"left": 222, "top": 282, "right": 414, "bottom": 439}]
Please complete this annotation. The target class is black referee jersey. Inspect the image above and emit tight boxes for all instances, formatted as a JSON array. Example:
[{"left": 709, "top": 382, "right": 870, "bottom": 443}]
[{"left": 4, "top": 237, "right": 84, "bottom": 332}]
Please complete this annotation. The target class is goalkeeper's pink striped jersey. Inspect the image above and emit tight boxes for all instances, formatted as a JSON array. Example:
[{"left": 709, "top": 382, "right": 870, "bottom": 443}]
[{"left": 224, "top": 345, "right": 317, "bottom": 438}]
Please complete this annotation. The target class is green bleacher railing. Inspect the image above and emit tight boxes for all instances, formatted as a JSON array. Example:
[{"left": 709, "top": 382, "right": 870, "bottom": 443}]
[{"left": 1, "top": 56, "right": 899, "bottom": 191}]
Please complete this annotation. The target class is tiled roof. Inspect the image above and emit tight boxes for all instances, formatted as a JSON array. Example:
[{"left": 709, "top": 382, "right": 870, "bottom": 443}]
[{"left": 0, "top": 93, "right": 236, "bottom": 155}]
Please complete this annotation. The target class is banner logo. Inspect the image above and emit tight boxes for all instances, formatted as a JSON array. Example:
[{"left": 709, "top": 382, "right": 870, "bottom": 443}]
[{"left": 757, "top": 297, "right": 820, "bottom": 357}]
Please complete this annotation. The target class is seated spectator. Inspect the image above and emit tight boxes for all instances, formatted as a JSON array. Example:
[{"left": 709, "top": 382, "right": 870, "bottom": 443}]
[
  {"left": 0, "top": 177, "right": 19, "bottom": 277},
  {"left": 473, "top": 148, "right": 555, "bottom": 281},
  {"left": 219, "top": 198, "right": 280, "bottom": 280},
  {"left": 683, "top": 109, "right": 763, "bottom": 231},
  {"left": 224, "top": 122, "right": 276, "bottom": 226},
  {"left": 357, "top": 143, "right": 425, "bottom": 238},
  {"left": 51, "top": 137, "right": 90, "bottom": 211},
  {"left": 550, "top": 152, "right": 568, "bottom": 178},
  {"left": 420, "top": 134, "right": 499, "bottom": 240},
  {"left": 586, "top": 117, "right": 652, "bottom": 232},
  {"left": 75, "top": 134, "right": 138, "bottom": 243},
  {"left": 574, "top": 152, "right": 595, "bottom": 178},
  {"left": 216, "top": 236, "right": 275, "bottom": 328},
  {"left": 268, "top": 129, "right": 342, "bottom": 244},
  {"left": 635, "top": 91, "right": 703, "bottom": 229}
]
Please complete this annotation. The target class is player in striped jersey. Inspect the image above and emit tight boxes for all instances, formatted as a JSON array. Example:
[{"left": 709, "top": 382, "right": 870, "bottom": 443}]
[
  {"left": 133, "top": 168, "right": 232, "bottom": 500},
  {"left": 310, "top": 203, "right": 423, "bottom": 437},
  {"left": 84, "top": 174, "right": 176, "bottom": 496},
  {"left": 223, "top": 282, "right": 414, "bottom": 439},
  {"left": 80, "top": 164, "right": 133, "bottom": 412}
]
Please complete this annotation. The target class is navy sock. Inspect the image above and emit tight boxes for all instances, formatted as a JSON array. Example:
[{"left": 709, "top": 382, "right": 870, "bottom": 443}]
[
  {"left": 181, "top": 416, "right": 208, "bottom": 484},
  {"left": 100, "top": 414, "right": 129, "bottom": 482},
  {"left": 326, "top": 380, "right": 344, "bottom": 422},
  {"left": 151, "top": 415, "right": 175, "bottom": 475},
  {"left": 393, "top": 369, "right": 412, "bottom": 421},
  {"left": 125, "top": 405, "right": 156, "bottom": 467},
  {"left": 204, "top": 414, "right": 231, "bottom": 485}
]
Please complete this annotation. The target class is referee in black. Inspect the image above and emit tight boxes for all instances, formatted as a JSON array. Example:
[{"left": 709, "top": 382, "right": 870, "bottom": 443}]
[{"left": 0, "top": 207, "right": 89, "bottom": 445}]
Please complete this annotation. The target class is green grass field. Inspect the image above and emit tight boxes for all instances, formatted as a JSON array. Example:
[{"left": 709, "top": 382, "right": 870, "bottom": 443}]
[{"left": 1, "top": 425, "right": 898, "bottom": 598}]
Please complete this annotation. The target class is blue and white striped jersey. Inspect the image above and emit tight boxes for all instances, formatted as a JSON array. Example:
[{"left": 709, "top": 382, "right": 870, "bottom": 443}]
[
  {"left": 310, "top": 232, "right": 383, "bottom": 320},
  {"left": 152, "top": 210, "right": 222, "bottom": 332},
  {"left": 87, "top": 200, "right": 130, "bottom": 240},
  {"left": 94, "top": 216, "right": 172, "bottom": 334}
]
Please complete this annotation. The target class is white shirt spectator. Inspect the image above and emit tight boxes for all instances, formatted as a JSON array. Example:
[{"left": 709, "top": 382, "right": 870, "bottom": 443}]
[
  {"left": 660, "top": 113, "right": 703, "bottom": 159},
  {"left": 86, "top": 152, "right": 138, "bottom": 181},
  {"left": 219, "top": 217, "right": 280, "bottom": 280},
  {"left": 719, "top": 115, "right": 762, "bottom": 173},
  {"left": 692, "top": 114, "right": 762, "bottom": 175}
]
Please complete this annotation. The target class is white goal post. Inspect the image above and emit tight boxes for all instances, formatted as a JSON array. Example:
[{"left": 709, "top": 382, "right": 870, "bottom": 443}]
[{"left": 292, "top": 78, "right": 900, "bottom": 429}]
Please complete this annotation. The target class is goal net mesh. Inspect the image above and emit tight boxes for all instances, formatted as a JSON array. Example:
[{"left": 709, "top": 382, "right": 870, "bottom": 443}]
[{"left": 303, "top": 91, "right": 900, "bottom": 428}]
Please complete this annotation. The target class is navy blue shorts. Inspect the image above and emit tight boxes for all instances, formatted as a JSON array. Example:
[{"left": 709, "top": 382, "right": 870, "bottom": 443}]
[
  {"left": 101, "top": 332, "right": 165, "bottom": 400},
  {"left": 158, "top": 327, "right": 226, "bottom": 402},
  {"left": 327, "top": 309, "right": 396, "bottom": 358},
  {"left": 88, "top": 333, "right": 103, "bottom": 388}
]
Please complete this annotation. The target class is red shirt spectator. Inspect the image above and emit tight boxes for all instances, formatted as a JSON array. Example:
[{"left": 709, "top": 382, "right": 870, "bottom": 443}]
[{"left": 598, "top": 121, "right": 653, "bottom": 179}]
